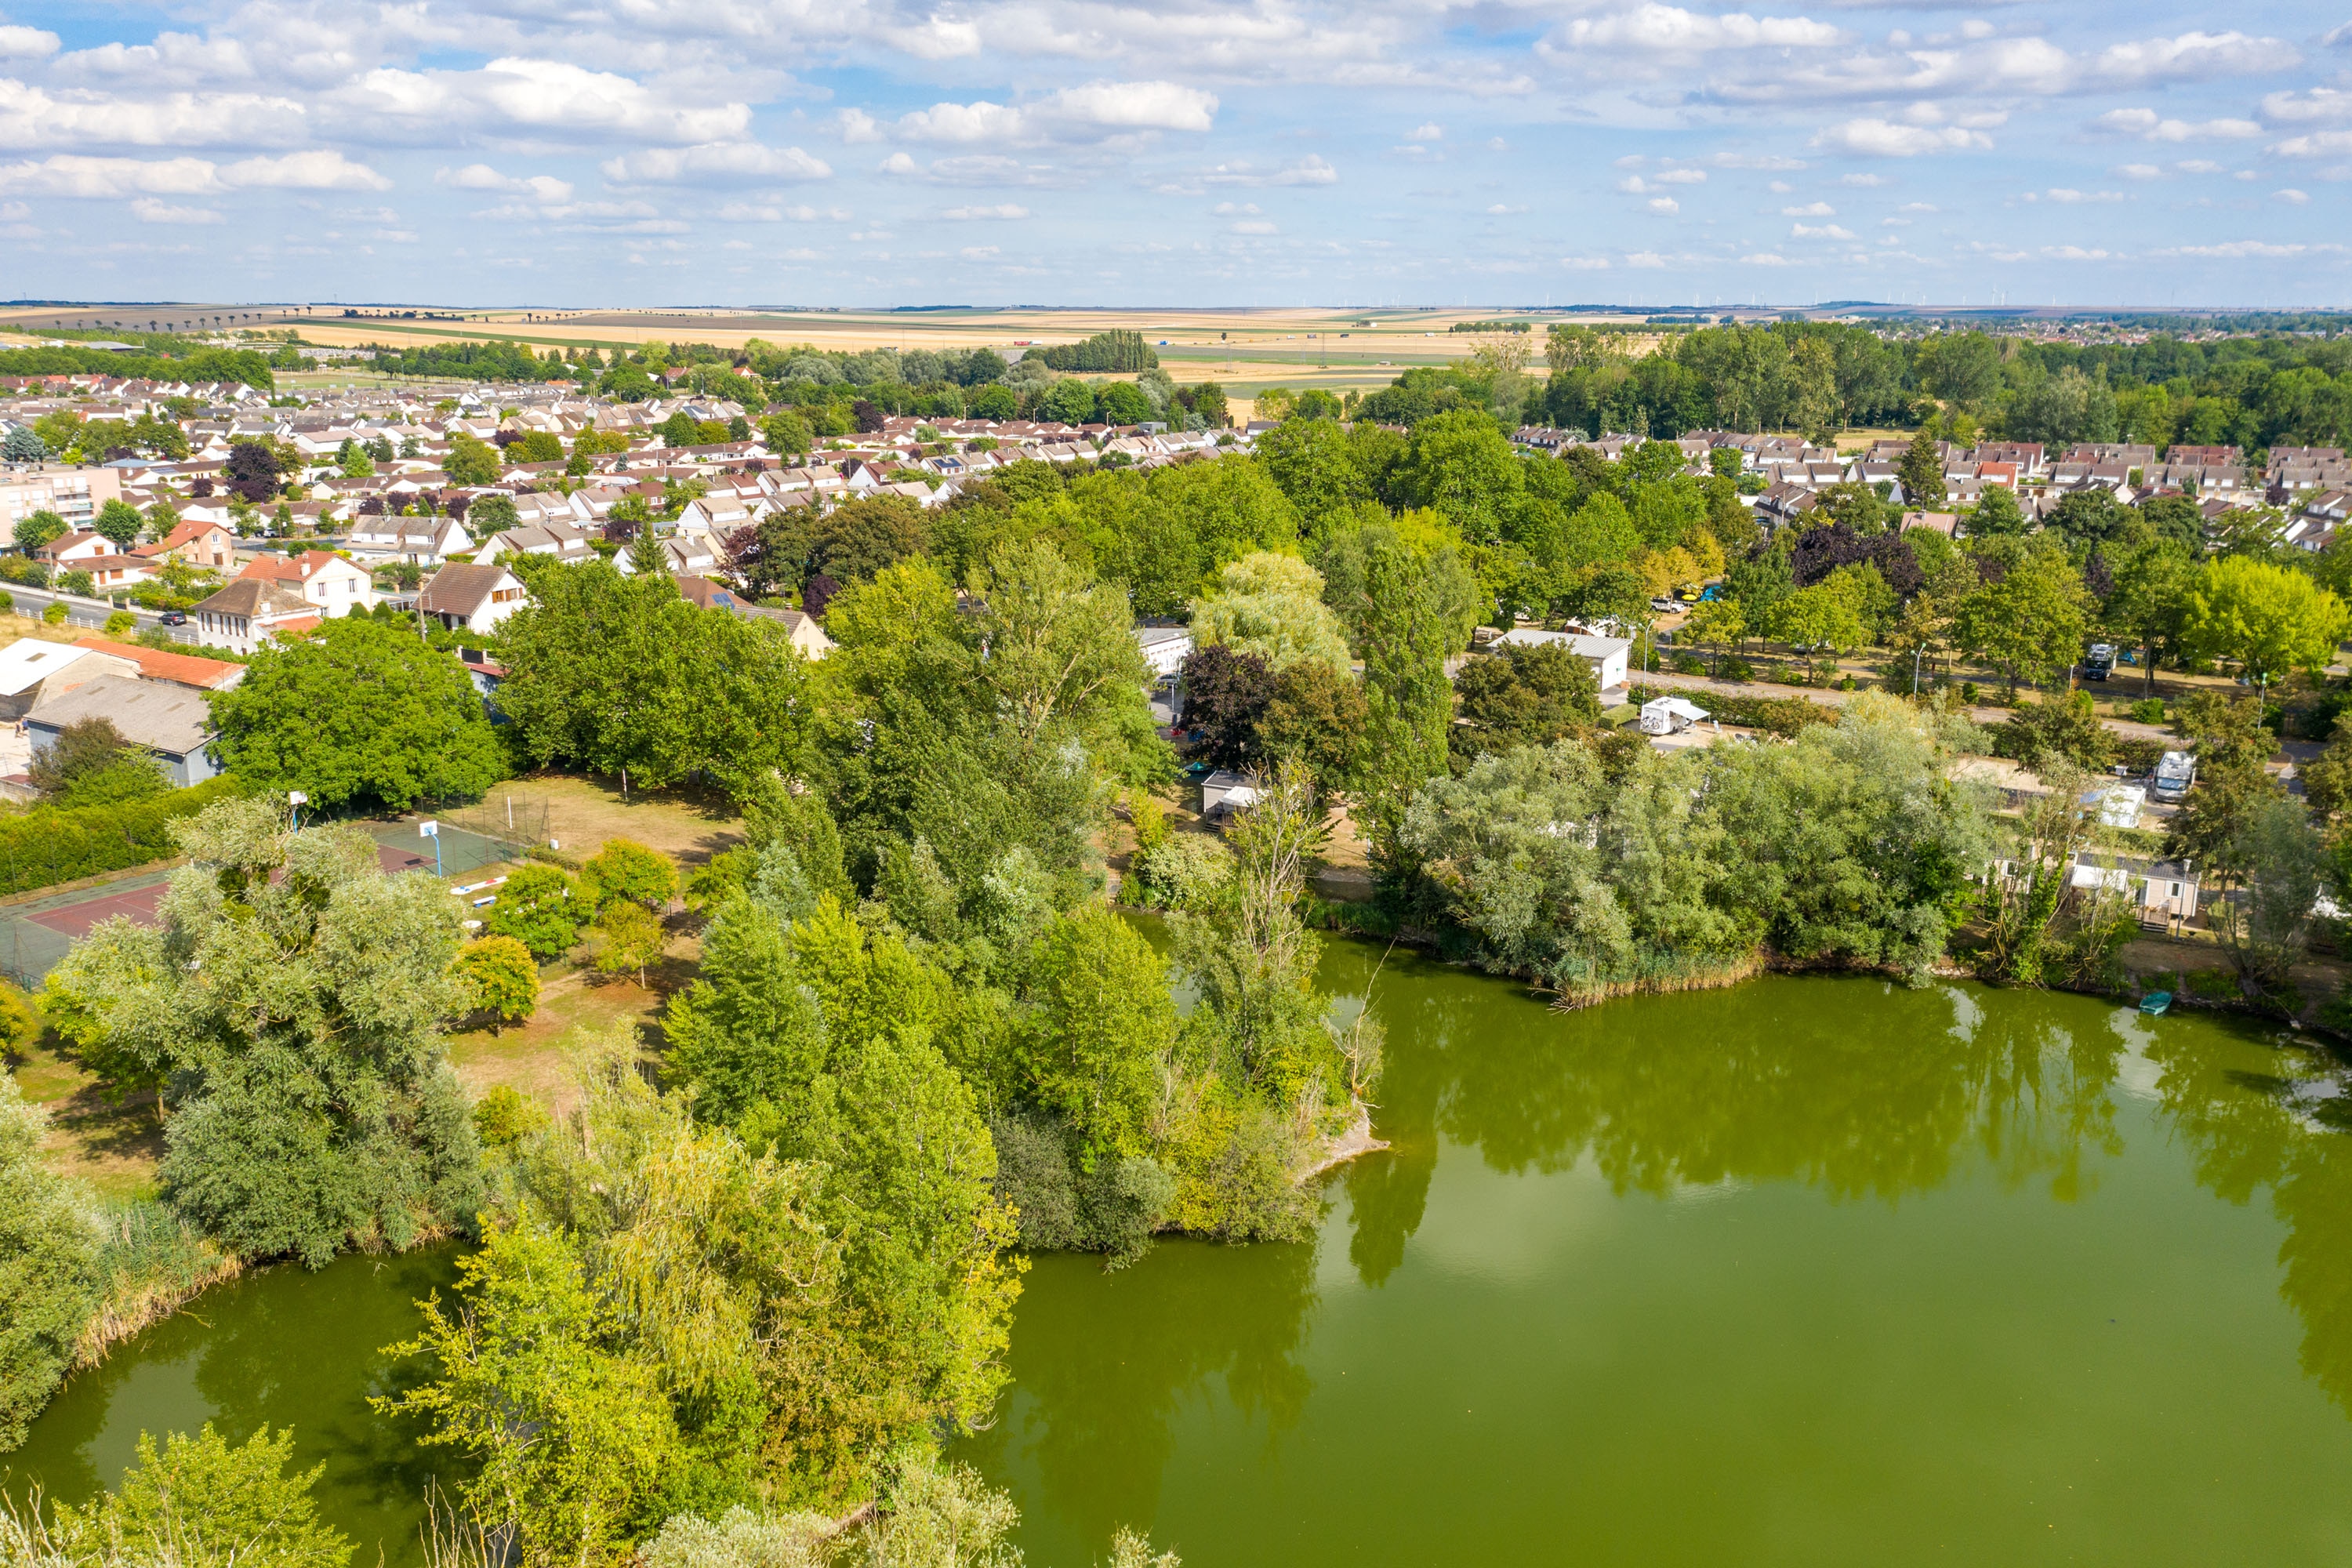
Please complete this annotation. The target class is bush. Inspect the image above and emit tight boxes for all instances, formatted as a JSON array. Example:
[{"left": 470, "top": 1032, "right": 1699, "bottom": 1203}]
[
  {"left": 0, "top": 775, "right": 244, "bottom": 897},
  {"left": 43, "top": 1423, "right": 352, "bottom": 1568},
  {"left": 40, "top": 602, "right": 64, "bottom": 626},
  {"left": 0, "top": 1073, "right": 100, "bottom": 1452},
  {"left": 1715, "top": 655, "right": 1754, "bottom": 682},
  {"left": 101, "top": 611, "right": 135, "bottom": 638},
  {"left": 2129, "top": 698, "right": 2167, "bottom": 724},
  {"left": 1130, "top": 832, "right": 1233, "bottom": 909},
  {"left": 985, "top": 1109, "right": 1175, "bottom": 1266},
  {"left": 1961, "top": 681, "right": 1979, "bottom": 704},
  {"left": 472, "top": 1085, "right": 547, "bottom": 1151},
  {"left": 452, "top": 936, "right": 539, "bottom": 1030}
]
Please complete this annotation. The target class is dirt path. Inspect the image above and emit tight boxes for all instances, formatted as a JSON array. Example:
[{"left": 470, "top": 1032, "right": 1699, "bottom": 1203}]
[{"left": 1632, "top": 667, "right": 2180, "bottom": 745}]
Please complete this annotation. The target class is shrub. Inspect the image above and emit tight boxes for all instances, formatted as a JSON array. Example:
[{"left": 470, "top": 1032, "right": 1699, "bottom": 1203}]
[
  {"left": 472, "top": 1085, "right": 548, "bottom": 1151},
  {"left": 2129, "top": 698, "right": 2167, "bottom": 724},
  {"left": 40, "top": 602, "right": 64, "bottom": 626},
  {"left": 45, "top": 1423, "right": 352, "bottom": 1568},
  {"left": 1715, "top": 655, "right": 1754, "bottom": 682},
  {"left": 0, "top": 775, "right": 244, "bottom": 897},
  {"left": 101, "top": 611, "right": 136, "bottom": 638},
  {"left": 1960, "top": 681, "right": 1979, "bottom": 704},
  {"left": 1131, "top": 832, "right": 1233, "bottom": 909}
]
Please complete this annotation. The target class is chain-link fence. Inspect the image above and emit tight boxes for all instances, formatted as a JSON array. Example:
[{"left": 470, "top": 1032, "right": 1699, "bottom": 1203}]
[{"left": 433, "top": 793, "right": 557, "bottom": 863}]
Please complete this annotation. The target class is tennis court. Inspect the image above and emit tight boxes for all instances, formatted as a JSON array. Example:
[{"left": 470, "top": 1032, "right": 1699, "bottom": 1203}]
[{"left": 0, "top": 818, "right": 520, "bottom": 988}]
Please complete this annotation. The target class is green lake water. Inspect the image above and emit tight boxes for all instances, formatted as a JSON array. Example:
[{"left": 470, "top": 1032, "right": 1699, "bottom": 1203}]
[{"left": 16, "top": 946, "right": 2352, "bottom": 1565}]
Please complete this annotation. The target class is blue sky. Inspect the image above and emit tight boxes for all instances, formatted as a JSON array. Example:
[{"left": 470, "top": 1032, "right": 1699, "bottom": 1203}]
[{"left": 0, "top": 0, "right": 2343, "bottom": 307}]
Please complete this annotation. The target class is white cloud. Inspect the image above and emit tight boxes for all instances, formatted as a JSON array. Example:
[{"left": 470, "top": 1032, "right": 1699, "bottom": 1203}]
[
  {"left": 1548, "top": 5, "right": 1844, "bottom": 57},
  {"left": 1407, "top": 122, "right": 1442, "bottom": 140},
  {"left": 1898, "top": 201, "right": 1938, "bottom": 212},
  {"left": 1741, "top": 252, "right": 1791, "bottom": 264},
  {"left": 1840, "top": 172, "right": 1888, "bottom": 187},
  {"left": 343, "top": 58, "right": 747, "bottom": 146},
  {"left": 436, "top": 163, "right": 574, "bottom": 204},
  {"left": 1193, "top": 154, "right": 1336, "bottom": 187},
  {"left": 1231, "top": 219, "right": 1277, "bottom": 233},
  {"left": 2043, "top": 245, "right": 2115, "bottom": 260},
  {"left": 2264, "top": 86, "right": 2352, "bottom": 125},
  {"left": 1791, "top": 221, "right": 1855, "bottom": 238},
  {"left": 2092, "top": 107, "right": 2263, "bottom": 141},
  {"left": 1783, "top": 201, "right": 1836, "bottom": 215},
  {"left": 717, "top": 201, "right": 848, "bottom": 220},
  {"left": 130, "top": 198, "right": 220, "bottom": 223},
  {"left": 0, "top": 26, "right": 59, "bottom": 60},
  {"left": 0, "top": 79, "right": 308, "bottom": 150},
  {"left": 1653, "top": 167, "right": 1707, "bottom": 184},
  {"left": 2271, "top": 129, "right": 2352, "bottom": 158},
  {"left": 1625, "top": 251, "right": 1669, "bottom": 267},
  {"left": 960, "top": 244, "right": 1000, "bottom": 259},
  {"left": 1486, "top": 202, "right": 1525, "bottom": 214},
  {"left": 2114, "top": 162, "right": 2164, "bottom": 178},
  {"left": 2157, "top": 239, "right": 2339, "bottom": 257},
  {"left": 2276, "top": 187, "right": 2311, "bottom": 204},
  {"left": 1813, "top": 118, "right": 1991, "bottom": 156},
  {"left": 1560, "top": 256, "right": 1611, "bottom": 270},
  {"left": 602, "top": 143, "right": 830, "bottom": 184},
  {"left": 894, "top": 81, "right": 1217, "bottom": 147},
  {"left": 836, "top": 109, "right": 884, "bottom": 143},
  {"left": 942, "top": 202, "right": 1029, "bottom": 219},
  {"left": 2043, "top": 187, "right": 2123, "bottom": 202},
  {"left": 1646, "top": 196, "right": 1679, "bottom": 212},
  {"left": 0, "top": 150, "right": 384, "bottom": 197}
]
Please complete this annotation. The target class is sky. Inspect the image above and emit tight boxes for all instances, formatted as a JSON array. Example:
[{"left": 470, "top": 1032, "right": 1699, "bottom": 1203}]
[{"left": 0, "top": 0, "right": 2347, "bottom": 307}]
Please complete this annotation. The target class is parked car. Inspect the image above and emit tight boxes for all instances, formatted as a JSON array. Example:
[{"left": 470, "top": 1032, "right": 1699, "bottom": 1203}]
[
  {"left": 158, "top": 610, "right": 188, "bottom": 626},
  {"left": 2082, "top": 642, "right": 2115, "bottom": 681},
  {"left": 1650, "top": 597, "right": 1676, "bottom": 612}
]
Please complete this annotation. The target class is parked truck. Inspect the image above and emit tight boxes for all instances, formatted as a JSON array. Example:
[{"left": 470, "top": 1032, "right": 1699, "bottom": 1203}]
[{"left": 2153, "top": 750, "right": 2197, "bottom": 802}]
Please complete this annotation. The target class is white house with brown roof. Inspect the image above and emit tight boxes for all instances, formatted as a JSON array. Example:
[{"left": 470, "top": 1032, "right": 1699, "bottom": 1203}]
[
  {"left": 237, "top": 550, "right": 376, "bottom": 615},
  {"left": 419, "top": 562, "right": 529, "bottom": 634},
  {"left": 34, "top": 530, "right": 153, "bottom": 590},
  {"left": 192, "top": 577, "right": 318, "bottom": 654}
]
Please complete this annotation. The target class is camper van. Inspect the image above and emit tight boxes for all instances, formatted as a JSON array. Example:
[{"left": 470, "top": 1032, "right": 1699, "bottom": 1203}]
[
  {"left": 2082, "top": 643, "right": 2116, "bottom": 681},
  {"left": 2152, "top": 750, "right": 2197, "bottom": 802}
]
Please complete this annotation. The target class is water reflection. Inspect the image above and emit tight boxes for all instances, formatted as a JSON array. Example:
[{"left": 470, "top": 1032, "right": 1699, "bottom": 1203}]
[{"left": 968, "top": 1239, "right": 1319, "bottom": 1548}]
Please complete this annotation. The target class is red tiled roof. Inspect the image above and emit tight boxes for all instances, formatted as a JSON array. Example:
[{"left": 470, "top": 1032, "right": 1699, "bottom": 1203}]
[{"left": 70, "top": 637, "right": 242, "bottom": 689}]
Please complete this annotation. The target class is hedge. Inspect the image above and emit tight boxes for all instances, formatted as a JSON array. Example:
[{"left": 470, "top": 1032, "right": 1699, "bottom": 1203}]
[
  {"left": 0, "top": 775, "right": 247, "bottom": 897},
  {"left": 1627, "top": 685, "right": 1836, "bottom": 738}
]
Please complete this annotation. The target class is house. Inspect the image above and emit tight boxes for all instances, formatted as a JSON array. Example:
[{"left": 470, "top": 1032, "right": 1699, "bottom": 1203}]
[
  {"left": 1136, "top": 625, "right": 1192, "bottom": 680},
  {"left": 346, "top": 514, "right": 472, "bottom": 565},
  {"left": 237, "top": 550, "right": 376, "bottom": 616},
  {"left": 1494, "top": 628, "right": 1632, "bottom": 700},
  {"left": 25, "top": 673, "right": 218, "bottom": 787},
  {"left": 419, "top": 562, "right": 530, "bottom": 634},
  {"left": 1201, "top": 769, "right": 1261, "bottom": 815},
  {"left": 2067, "top": 851, "right": 2199, "bottom": 927},
  {"left": 69, "top": 637, "right": 245, "bottom": 692},
  {"left": 192, "top": 577, "right": 318, "bottom": 654},
  {"left": 1639, "top": 695, "right": 1710, "bottom": 736},
  {"left": 136, "top": 517, "right": 238, "bottom": 572},
  {"left": 0, "top": 637, "right": 138, "bottom": 720},
  {"left": 477, "top": 518, "right": 597, "bottom": 568},
  {"left": 34, "top": 531, "right": 152, "bottom": 590},
  {"left": 671, "top": 575, "right": 834, "bottom": 658}
]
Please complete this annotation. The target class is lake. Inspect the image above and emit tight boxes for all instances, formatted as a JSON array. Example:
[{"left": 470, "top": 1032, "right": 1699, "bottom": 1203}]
[{"left": 15, "top": 946, "right": 2352, "bottom": 1566}]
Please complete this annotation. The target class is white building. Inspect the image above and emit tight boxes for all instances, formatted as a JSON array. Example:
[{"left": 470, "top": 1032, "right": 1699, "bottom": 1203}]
[{"left": 1496, "top": 628, "right": 1633, "bottom": 701}]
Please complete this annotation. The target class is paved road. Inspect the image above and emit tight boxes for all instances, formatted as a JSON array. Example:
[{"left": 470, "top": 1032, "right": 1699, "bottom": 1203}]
[
  {"left": 2, "top": 583, "right": 198, "bottom": 644},
  {"left": 1632, "top": 666, "right": 2181, "bottom": 746}
]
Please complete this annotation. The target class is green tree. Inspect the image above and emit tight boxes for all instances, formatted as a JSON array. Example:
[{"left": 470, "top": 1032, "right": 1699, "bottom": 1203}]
[
  {"left": 593, "top": 901, "right": 666, "bottom": 986},
  {"left": 1258, "top": 659, "right": 1370, "bottom": 790},
  {"left": 486, "top": 863, "right": 590, "bottom": 959},
  {"left": 43, "top": 797, "right": 483, "bottom": 1266},
  {"left": 2103, "top": 539, "right": 2199, "bottom": 695},
  {"left": 1348, "top": 530, "right": 1457, "bottom": 884},
  {"left": 444, "top": 432, "right": 501, "bottom": 486},
  {"left": 1896, "top": 429, "right": 1945, "bottom": 507},
  {"left": 45, "top": 1424, "right": 353, "bottom": 1568},
  {"left": 1964, "top": 486, "right": 2027, "bottom": 538},
  {"left": 1188, "top": 550, "right": 1352, "bottom": 676},
  {"left": 0, "top": 1071, "right": 100, "bottom": 1451},
  {"left": 12, "top": 509, "right": 66, "bottom": 553},
  {"left": 498, "top": 562, "right": 813, "bottom": 794},
  {"left": 468, "top": 492, "right": 521, "bottom": 535},
  {"left": 1018, "top": 905, "right": 1175, "bottom": 1166},
  {"left": 27, "top": 716, "right": 166, "bottom": 808},
  {"left": 583, "top": 840, "right": 678, "bottom": 911},
  {"left": 2184, "top": 554, "right": 2351, "bottom": 684},
  {"left": 1397, "top": 410, "right": 1524, "bottom": 543},
  {"left": 1449, "top": 641, "right": 1599, "bottom": 768},
  {"left": 1952, "top": 545, "right": 2089, "bottom": 695},
  {"left": 760, "top": 412, "right": 813, "bottom": 459},
  {"left": 2166, "top": 691, "right": 2278, "bottom": 869},
  {"left": 93, "top": 499, "right": 145, "bottom": 548},
  {"left": 209, "top": 617, "right": 507, "bottom": 812},
  {"left": 1253, "top": 418, "right": 1370, "bottom": 523},
  {"left": 455, "top": 935, "right": 539, "bottom": 1031}
]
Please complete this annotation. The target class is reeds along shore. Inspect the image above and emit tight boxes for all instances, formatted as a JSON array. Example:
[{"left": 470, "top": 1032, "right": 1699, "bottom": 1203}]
[{"left": 72, "top": 1201, "right": 242, "bottom": 1370}]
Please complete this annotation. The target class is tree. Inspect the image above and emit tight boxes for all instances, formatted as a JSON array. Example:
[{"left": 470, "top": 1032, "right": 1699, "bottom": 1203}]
[
  {"left": 2104, "top": 539, "right": 2198, "bottom": 695},
  {"left": 1998, "top": 690, "right": 2116, "bottom": 774},
  {"left": 0, "top": 1070, "right": 100, "bottom": 1452},
  {"left": 1018, "top": 905, "right": 1175, "bottom": 1165},
  {"left": 93, "top": 498, "right": 144, "bottom": 548},
  {"left": 46, "top": 1424, "right": 353, "bottom": 1568},
  {"left": 469, "top": 492, "right": 521, "bottom": 535},
  {"left": 1896, "top": 428, "right": 1944, "bottom": 506},
  {"left": 760, "top": 412, "right": 813, "bottom": 459},
  {"left": 1, "top": 425, "right": 45, "bottom": 462},
  {"left": 44, "top": 797, "right": 483, "bottom": 1266},
  {"left": 1348, "top": 528, "right": 1457, "bottom": 886},
  {"left": 583, "top": 840, "right": 678, "bottom": 911},
  {"left": 1188, "top": 551, "right": 1351, "bottom": 677},
  {"left": 1450, "top": 641, "right": 1599, "bottom": 768},
  {"left": 1964, "top": 486, "right": 2027, "bottom": 538},
  {"left": 224, "top": 440, "right": 282, "bottom": 503},
  {"left": 26, "top": 716, "right": 166, "bottom": 807},
  {"left": 1397, "top": 410, "right": 1524, "bottom": 543},
  {"left": 444, "top": 432, "right": 501, "bottom": 486},
  {"left": 1951, "top": 545, "right": 2089, "bottom": 694},
  {"left": 2185, "top": 554, "right": 2350, "bottom": 684},
  {"left": 485, "top": 863, "right": 590, "bottom": 959},
  {"left": 593, "top": 901, "right": 667, "bottom": 986},
  {"left": 209, "top": 617, "right": 507, "bottom": 812},
  {"left": 2212, "top": 793, "right": 2328, "bottom": 992},
  {"left": 1254, "top": 417, "right": 1370, "bottom": 523},
  {"left": 2301, "top": 714, "right": 2352, "bottom": 825},
  {"left": 12, "top": 509, "right": 66, "bottom": 553},
  {"left": 497, "top": 561, "right": 813, "bottom": 793},
  {"left": 1179, "top": 644, "right": 1275, "bottom": 771},
  {"left": 814, "top": 495, "right": 929, "bottom": 584},
  {"left": 1259, "top": 659, "right": 1369, "bottom": 789},
  {"left": 455, "top": 935, "right": 539, "bottom": 1031},
  {"left": 2166, "top": 691, "right": 2277, "bottom": 868}
]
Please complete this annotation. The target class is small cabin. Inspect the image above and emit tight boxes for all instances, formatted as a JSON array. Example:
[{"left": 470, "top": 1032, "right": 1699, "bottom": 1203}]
[{"left": 1200, "top": 769, "right": 1261, "bottom": 816}]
